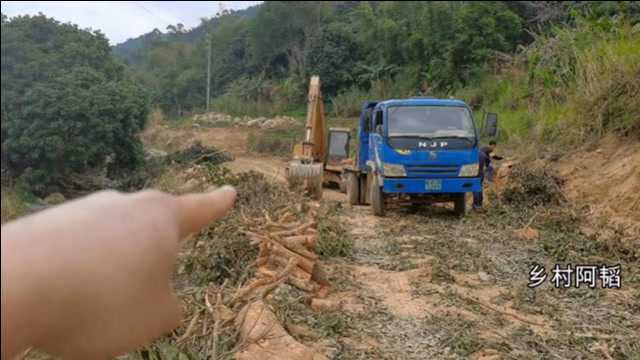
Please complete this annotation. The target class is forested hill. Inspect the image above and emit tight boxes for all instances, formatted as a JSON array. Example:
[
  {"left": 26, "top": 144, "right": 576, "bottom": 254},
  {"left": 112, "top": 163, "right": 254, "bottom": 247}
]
[
  {"left": 109, "top": 1, "right": 638, "bottom": 126},
  {"left": 112, "top": 4, "right": 260, "bottom": 67}
]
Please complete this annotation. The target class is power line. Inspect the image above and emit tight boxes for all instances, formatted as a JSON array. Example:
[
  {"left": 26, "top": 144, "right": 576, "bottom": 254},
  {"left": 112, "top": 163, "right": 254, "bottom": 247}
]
[{"left": 133, "top": 1, "right": 189, "bottom": 27}]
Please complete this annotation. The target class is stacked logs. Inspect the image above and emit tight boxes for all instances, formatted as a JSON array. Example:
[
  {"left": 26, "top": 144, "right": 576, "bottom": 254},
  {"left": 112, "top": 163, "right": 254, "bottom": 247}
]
[
  {"left": 230, "top": 204, "right": 331, "bottom": 360},
  {"left": 241, "top": 208, "right": 330, "bottom": 300}
]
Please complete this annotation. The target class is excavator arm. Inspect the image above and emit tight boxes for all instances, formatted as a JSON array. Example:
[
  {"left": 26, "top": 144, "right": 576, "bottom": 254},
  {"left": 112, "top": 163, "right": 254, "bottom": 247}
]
[
  {"left": 287, "top": 76, "right": 326, "bottom": 199},
  {"left": 293, "top": 76, "right": 327, "bottom": 162}
]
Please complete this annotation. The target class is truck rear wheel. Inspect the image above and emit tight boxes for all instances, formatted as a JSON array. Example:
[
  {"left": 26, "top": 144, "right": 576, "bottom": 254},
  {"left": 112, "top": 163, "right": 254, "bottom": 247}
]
[
  {"left": 346, "top": 173, "right": 360, "bottom": 205},
  {"left": 453, "top": 193, "right": 466, "bottom": 217},
  {"left": 371, "top": 176, "right": 385, "bottom": 217}
]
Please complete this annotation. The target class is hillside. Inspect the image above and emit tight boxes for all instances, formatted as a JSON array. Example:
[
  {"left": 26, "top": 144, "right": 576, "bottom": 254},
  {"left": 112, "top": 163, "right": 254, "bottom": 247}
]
[{"left": 112, "top": 5, "right": 260, "bottom": 67}]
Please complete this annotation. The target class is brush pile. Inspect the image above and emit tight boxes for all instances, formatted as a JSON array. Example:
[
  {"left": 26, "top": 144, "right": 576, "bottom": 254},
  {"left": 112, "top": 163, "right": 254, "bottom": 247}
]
[
  {"left": 154, "top": 171, "right": 332, "bottom": 359},
  {"left": 495, "top": 162, "right": 564, "bottom": 207}
]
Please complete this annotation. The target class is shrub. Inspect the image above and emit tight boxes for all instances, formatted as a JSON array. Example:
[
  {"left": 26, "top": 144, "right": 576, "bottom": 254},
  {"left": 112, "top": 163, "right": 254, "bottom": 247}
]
[
  {"left": 1, "top": 14, "right": 149, "bottom": 194},
  {"left": 1, "top": 183, "right": 38, "bottom": 223},
  {"left": 211, "top": 74, "right": 306, "bottom": 117},
  {"left": 457, "top": 17, "right": 640, "bottom": 145},
  {"left": 330, "top": 86, "right": 370, "bottom": 118}
]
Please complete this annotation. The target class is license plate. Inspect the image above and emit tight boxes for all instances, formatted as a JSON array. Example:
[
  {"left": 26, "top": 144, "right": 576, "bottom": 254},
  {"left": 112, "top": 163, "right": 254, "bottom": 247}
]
[{"left": 425, "top": 179, "right": 442, "bottom": 191}]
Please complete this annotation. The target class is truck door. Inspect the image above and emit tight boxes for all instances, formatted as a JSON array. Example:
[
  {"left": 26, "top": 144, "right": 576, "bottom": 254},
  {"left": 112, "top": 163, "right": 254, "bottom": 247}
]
[
  {"left": 369, "top": 108, "right": 384, "bottom": 169},
  {"left": 358, "top": 102, "right": 377, "bottom": 170}
]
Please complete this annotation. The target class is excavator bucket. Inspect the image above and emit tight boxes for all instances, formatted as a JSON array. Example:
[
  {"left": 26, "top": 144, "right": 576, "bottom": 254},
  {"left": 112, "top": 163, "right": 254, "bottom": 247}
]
[{"left": 286, "top": 161, "right": 323, "bottom": 199}]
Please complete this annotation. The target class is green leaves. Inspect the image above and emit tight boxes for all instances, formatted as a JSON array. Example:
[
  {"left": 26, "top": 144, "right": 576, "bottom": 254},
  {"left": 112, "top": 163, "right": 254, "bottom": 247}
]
[{"left": 1, "top": 14, "right": 148, "bottom": 194}]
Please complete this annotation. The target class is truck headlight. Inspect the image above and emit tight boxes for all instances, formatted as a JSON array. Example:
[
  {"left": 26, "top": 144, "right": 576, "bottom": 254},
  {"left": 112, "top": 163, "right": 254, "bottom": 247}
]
[
  {"left": 459, "top": 163, "right": 479, "bottom": 177},
  {"left": 382, "top": 163, "right": 406, "bottom": 177}
]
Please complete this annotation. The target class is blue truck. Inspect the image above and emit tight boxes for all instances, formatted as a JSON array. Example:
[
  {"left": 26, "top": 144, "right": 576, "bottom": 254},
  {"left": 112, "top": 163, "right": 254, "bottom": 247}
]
[{"left": 340, "top": 98, "right": 498, "bottom": 216}]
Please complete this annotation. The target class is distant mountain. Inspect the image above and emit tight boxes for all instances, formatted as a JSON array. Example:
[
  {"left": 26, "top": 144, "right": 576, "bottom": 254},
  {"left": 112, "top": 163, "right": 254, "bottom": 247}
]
[{"left": 112, "top": 4, "right": 260, "bottom": 67}]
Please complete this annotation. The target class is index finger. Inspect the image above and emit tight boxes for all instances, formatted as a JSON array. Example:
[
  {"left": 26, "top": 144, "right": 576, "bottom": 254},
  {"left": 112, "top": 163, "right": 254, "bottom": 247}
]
[{"left": 176, "top": 186, "right": 237, "bottom": 238}]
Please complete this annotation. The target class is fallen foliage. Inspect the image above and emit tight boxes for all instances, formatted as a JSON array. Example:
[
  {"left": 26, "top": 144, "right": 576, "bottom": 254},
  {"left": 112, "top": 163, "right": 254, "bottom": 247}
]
[
  {"left": 128, "top": 168, "right": 334, "bottom": 359},
  {"left": 498, "top": 163, "right": 564, "bottom": 207},
  {"left": 167, "top": 141, "right": 233, "bottom": 166}
]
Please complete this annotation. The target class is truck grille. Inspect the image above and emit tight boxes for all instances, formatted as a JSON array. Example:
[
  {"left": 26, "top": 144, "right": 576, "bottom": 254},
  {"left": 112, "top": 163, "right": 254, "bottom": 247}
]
[{"left": 405, "top": 165, "right": 459, "bottom": 178}]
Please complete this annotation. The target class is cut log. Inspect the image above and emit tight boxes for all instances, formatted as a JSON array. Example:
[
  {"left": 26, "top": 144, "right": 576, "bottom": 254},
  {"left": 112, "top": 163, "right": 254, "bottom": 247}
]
[
  {"left": 316, "top": 285, "right": 331, "bottom": 299},
  {"left": 229, "top": 278, "right": 272, "bottom": 306},
  {"left": 287, "top": 275, "right": 320, "bottom": 293},
  {"left": 273, "top": 238, "right": 319, "bottom": 261},
  {"left": 255, "top": 256, "right": 269, "bottom": 267},
  {"left": 256, "top": 267, "right": 278, "bottom": 278},
  {"left": 259, "top": 257, "right": 313, "bottom": 282},
  {"left": 281, "top": 234, "right": 318, "bottom": 250},
  {"left": 230, "top": 259, "right": 296, "bottom": 305},
  {"left": 235, "top": 301, "right": 328, "bottom": 360},
  {"left": 285, "top": 322, "right": 319, "bottom": 340},
  {"left": 311, "top": 265, "right": 330, "bottom": 286},
  {"left": 271, "top": 221, "right": 316, "bottom": 237},
  {"left": 277, "top": 211, "right": 295, "bottom": 224},
  {"left": 310, "top": 298, "right": 341, "bottom": 312},
  {"left": 269, "top": 241, "right": 315, "bottom": 273}
]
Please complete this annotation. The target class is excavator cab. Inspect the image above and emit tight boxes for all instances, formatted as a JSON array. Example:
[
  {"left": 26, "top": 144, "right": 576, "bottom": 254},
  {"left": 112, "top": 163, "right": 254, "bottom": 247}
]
[{"left": 327, "top": 128, "right": 351, "bottom": 165}]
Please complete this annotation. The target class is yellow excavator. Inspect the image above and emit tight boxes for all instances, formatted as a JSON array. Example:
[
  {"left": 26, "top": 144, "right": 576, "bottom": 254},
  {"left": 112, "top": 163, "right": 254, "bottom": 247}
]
[{"left": 286, "top": 76, "right": 352, "bottom": 199}]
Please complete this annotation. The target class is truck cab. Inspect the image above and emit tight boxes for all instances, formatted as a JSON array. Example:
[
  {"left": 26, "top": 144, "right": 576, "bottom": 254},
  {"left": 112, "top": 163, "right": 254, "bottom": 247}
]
[{"left": 345, "top": 98, "right": 497, "bottom": 216}]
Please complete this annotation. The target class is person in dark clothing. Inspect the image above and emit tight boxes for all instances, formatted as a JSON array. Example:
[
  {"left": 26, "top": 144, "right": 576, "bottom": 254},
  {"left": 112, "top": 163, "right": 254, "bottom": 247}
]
[{"left": 473, "top": 140, "right": 503, "bottom": 211}]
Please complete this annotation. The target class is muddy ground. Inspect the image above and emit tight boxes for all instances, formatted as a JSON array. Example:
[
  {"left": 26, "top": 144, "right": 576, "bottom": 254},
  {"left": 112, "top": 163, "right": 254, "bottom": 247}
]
[{"left": 141, "top": 120, "right": 639, "bottom": 359}]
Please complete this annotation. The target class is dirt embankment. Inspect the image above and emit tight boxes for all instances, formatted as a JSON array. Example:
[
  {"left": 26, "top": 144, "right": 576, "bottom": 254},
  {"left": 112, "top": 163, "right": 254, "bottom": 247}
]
[{"left": 556, "top": 135, "right": 640, "bottom": 237}]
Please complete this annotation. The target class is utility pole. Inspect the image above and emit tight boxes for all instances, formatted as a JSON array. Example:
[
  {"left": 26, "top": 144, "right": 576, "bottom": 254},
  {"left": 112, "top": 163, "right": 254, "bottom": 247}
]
[
  {"left": 206, "top": 32, "right": 211, "bottom": 112},
  {"left": 205, "top": 3, "right": 225, "bottom": 112}
]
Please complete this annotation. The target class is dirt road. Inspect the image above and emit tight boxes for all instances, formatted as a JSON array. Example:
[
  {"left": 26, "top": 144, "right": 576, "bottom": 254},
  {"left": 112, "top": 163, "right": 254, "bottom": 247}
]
[{"left": 147, "top": 124, "right": 639, "bottom": 359}]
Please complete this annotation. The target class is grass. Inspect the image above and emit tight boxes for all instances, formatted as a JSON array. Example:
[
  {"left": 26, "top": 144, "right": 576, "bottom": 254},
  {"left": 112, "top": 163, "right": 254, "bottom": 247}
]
[
  {"left": 246, "top": 126, "right": 303, "bottom": 157},
  {"left": 317, "top": 202, "right": 353, "bottom": 258},
  {"left": 1, "top": 182, "right": 39, "bottom": 223},
  {"left": 458, "top": 18, "right": 640, "bottom": 147}
]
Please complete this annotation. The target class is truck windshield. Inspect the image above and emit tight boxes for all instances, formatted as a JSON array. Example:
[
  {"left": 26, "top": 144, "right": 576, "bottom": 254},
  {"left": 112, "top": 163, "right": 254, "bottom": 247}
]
[{"left": 387, "top": 106, "right": 475, "bottom": 139}]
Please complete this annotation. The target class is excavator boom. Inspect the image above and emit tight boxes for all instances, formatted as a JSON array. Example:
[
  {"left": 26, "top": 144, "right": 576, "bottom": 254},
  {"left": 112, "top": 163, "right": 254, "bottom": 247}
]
[
  {"left": 305, "top": 76, "right": 327, "bottom": 162},
  {"left": 287, "top": 76, "right": 327, "bottom": 200}
]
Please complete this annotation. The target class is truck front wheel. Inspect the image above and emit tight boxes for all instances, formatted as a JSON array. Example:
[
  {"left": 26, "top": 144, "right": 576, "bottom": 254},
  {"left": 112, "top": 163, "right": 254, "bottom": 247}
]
[
  {"left": 371, "top": 176, "right": 385, "bottom": 217},
  {"left": 453, "top": 193, "right": 466, "bottom": 217}
]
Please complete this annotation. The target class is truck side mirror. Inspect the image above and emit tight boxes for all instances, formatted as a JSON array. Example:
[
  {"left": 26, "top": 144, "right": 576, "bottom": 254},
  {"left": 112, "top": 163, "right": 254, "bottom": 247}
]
[{"left": 484, "top": 113, "right": 498, "bottom": 137}]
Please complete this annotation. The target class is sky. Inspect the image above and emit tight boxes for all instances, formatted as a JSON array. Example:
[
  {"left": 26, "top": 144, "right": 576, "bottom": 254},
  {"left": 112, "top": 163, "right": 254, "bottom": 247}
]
[{"left": 1, "top": 1, "right": 262, "bottom": 45}]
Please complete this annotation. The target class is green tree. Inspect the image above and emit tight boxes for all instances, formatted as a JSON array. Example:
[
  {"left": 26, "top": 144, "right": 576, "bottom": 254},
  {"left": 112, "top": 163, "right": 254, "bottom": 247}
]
[
  {"left": 450, "top": 2, "right": 522, "bottom": 83},
  {"left": 208, "top": 14, "right": 251, "bottom": 97},
  {"left": 356, "top": 63, "right": 399, "bottom": 87},
  {"left": 1, "top": 14, "right": 148, "bottom": 193},
  {"left": 305, "top": 23, "right": 359, "bottom": 95},
  {"left": 248, "top": 1, "right": 329, "bottom": 76}
]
